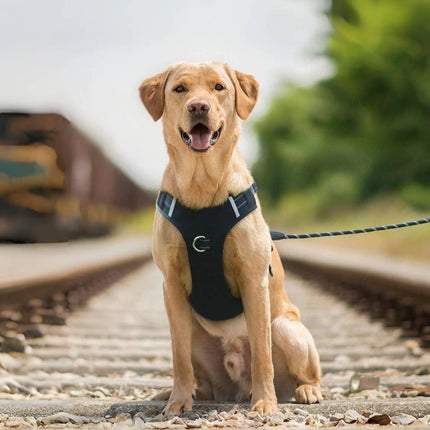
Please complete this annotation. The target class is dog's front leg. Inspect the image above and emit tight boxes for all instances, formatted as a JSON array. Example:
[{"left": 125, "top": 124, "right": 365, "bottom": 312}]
[
  {"left": 162, "top": 278, "right": 194, "bottom": 415},
  {"left": 242, "top": 275, "right": 277, "bottom": 415}
]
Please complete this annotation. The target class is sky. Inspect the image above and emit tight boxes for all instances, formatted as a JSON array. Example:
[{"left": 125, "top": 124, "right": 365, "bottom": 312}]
[{"left": 1, "top": 0, "right": 331, "bottom": 190}]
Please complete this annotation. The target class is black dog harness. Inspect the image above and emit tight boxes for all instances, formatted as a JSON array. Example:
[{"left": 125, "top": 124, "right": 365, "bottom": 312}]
[{"left": 156, "top": 184, "right": 257, "bottom": 321}]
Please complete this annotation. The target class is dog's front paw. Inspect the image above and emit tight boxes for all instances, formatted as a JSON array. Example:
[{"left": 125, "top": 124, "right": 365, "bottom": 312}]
[
  {"left": 163, "top": 391, "right": 193, "bottom": 416},
  {"left": 251, "top": 399, "right": 278, "bottom": 416},
  {"left": 295, "top": 384, "right": 322, "bottom": 404}
]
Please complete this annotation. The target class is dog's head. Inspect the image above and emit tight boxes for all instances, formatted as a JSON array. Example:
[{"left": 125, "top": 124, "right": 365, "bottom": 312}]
[{"left": 139, "top": 62, "right": 258, "bottom": 153}]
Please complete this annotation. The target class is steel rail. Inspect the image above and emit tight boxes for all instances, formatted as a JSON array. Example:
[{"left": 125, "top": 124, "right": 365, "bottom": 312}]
[
  {"left": 0, "top": 237, "right": 152, "bottom": 309},
  {"left": 277, "top": 242, "right": 430, "bottom": 303}
]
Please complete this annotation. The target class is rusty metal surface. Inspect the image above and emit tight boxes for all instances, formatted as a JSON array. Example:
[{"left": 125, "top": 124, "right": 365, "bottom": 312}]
[{"left": 0, "top": 113, "right": 155, "bottom": 242}]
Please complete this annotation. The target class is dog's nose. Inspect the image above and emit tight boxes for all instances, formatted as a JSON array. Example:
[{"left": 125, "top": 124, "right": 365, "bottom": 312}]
[{"left": 187, "top": 99, "right": 211, "bottom": 115}]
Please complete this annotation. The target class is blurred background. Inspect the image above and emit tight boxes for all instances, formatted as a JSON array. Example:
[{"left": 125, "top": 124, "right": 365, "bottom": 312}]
[{"left": 1, "top": 0, "right": 429, "bottom": 260}]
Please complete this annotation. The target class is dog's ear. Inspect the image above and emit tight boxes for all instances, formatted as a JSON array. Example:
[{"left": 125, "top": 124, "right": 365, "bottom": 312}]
[
  {"left": 139, "top": 67, "right": 172, "bottom": 121},
  {"left": 226, "top": 67, "right": 259, "bottom": 120}
]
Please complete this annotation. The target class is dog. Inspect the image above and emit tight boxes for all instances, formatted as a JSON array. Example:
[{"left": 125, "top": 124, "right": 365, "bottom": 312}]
[{"left": 139, "top": 62, "right": 322, "bottom": 416}]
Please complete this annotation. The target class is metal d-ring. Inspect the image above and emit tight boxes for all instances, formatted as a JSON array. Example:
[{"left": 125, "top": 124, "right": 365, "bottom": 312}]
[{"left": 192, "top": 235, "right": 207, "bottom": 253}]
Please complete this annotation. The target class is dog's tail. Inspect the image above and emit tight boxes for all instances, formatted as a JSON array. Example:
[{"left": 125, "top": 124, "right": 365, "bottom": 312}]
[
  {"left": 222, "top": 339, "right": 248, "bottom": 382},
  {"left": 224, "top": 350, "right": 244, "bottom": 382}
]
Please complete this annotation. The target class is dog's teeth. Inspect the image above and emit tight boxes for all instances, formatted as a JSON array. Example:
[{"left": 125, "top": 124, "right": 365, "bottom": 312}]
[
  {"left": 210, "top": 130, "right": 220, "bottom": 144},
  {"left": 181, "top": 129, "right": 191, "bottom": 145}
]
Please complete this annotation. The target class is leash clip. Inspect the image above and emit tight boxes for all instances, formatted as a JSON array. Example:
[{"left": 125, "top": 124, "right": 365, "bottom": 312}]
[{"left": 192, "top": 235, "right": 211, "bottom": 253}]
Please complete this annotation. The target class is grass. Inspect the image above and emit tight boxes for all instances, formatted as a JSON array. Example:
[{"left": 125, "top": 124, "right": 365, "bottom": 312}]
[
  {"left": 264, "top": 196, "right": 430, "bottom": 263},
  {"left": 114, "top": 207, "right": 155, "bottom": 237}
]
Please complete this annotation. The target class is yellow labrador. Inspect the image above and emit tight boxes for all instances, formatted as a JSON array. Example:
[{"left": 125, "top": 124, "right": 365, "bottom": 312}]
[{"left": 139, "top": 62, "right": 322, "bottom": 416}]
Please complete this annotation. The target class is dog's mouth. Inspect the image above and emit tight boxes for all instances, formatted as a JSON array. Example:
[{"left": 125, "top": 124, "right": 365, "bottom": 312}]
[{"left": 180, "top": 123, "right": 222, "bottom": 152}]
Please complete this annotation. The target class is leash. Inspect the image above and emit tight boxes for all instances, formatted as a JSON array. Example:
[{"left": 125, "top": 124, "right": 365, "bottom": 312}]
[{"left": 270, "top": 216, "right": 430, "bottom": 240}]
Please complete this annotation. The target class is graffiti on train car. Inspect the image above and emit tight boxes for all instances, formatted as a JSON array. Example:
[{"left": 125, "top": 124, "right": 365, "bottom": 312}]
[{"left": 0, "top": 144, "right": 64, "bottom": 192}]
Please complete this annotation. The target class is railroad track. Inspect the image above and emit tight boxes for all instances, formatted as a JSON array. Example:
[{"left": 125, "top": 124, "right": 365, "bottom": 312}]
[
  {"left": 0, "top": 236, "right": 152, "bottom": 357},
  {"left": 277, "top": 242, "right": 430, "bottom": 348},
  {"left": 1, "top": 238, "right": 430, "bottom": 428}
]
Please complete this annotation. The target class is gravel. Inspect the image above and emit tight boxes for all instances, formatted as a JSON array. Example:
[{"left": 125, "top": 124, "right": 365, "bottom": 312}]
[{"left": 1, "top": 262, "right": 430, "bottom": 428}]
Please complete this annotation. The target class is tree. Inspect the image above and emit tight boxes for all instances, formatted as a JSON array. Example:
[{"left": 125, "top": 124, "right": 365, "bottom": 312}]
[{"left": 253, "top": 0, "right": 430, "bottom": 211}]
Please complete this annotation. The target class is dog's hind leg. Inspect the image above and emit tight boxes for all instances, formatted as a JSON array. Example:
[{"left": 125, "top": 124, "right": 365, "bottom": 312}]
[{"left": 272, "top": 316, "right": 322, "bottom": 404}]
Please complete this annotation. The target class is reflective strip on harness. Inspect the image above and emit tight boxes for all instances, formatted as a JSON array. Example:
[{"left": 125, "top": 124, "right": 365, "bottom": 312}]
[
  {"left": 228, "top": 196, "right": 241, "bottom": 218},
  {"left": 168, "top": 197, "right": 177, "bottom": 217}
]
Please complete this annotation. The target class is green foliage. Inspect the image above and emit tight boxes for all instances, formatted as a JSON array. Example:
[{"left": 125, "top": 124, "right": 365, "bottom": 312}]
[
  {"left": 253, "top": 0, "right": 430, "bottom": 214},
  {"left": 400, "top": 183, "right": 430, "bottom": 210},
  {"left": 115, "top": 207, "right": 154, "bottom": 235}
]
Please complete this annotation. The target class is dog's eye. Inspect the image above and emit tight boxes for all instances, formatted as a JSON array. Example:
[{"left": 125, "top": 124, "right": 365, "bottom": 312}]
[
  {"left": 214, "top": 83, "right": 225, "bottom": 91},
  {"left": 174, "top": 85, "right": 185, "bottom": 93}
]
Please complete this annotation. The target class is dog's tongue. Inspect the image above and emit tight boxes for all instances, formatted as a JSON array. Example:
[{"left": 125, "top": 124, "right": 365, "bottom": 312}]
[{"left": 190, "top": 124, "right": 212, "bottom": 151}]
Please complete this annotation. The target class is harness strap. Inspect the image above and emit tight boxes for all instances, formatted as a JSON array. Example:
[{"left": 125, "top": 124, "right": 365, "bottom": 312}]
[
  {"left": 156, "top": 183, "right": 257, "bottom": 224},
  {"left": 156, "top": 183, "right": 257, "bottom": 320}
]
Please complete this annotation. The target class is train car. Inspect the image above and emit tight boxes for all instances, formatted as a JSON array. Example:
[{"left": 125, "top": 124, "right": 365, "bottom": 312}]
[{"left": 0, "top": 112, "right": 154, "bottom": 242}]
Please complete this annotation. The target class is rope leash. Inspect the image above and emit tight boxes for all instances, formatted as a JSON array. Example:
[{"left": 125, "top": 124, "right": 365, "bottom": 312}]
[{"left": 270, "top": 216, "right": 430, "bottom": 240}]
